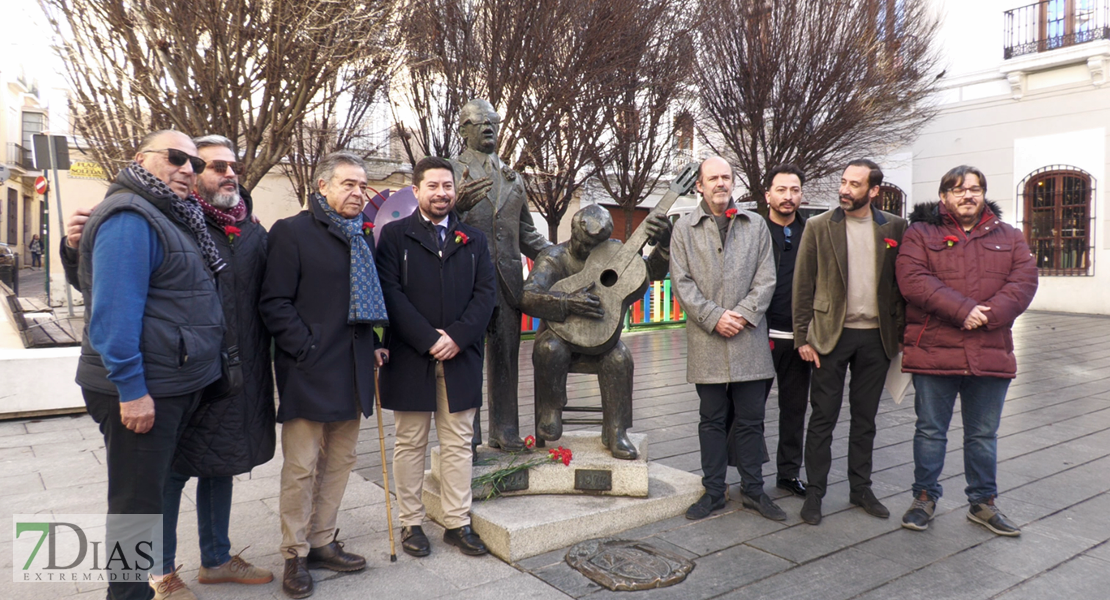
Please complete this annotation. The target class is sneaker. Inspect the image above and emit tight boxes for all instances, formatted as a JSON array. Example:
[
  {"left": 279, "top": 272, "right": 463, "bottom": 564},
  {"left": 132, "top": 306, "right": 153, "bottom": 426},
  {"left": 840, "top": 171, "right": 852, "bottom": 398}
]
[
  {"left": 199, "top": 549, "right": 274, "bottom": 584},
  {"left": 901, "top": 491, "right": 936, "bottom": 531},
  {"left": 685, "top": 493, "right": 726, "bottom": 520},
  {"left": 152, "top": 566, "right": 197, "bottom": 600},
  {"left": 968, "top": 498, "right": 1021, "bottom": 537}
]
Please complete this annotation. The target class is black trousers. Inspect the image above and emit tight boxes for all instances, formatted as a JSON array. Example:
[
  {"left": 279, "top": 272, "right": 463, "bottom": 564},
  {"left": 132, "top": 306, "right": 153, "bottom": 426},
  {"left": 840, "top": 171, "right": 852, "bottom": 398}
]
[
  {"left": 765, "top": 338, "right": 811, "bottom": 480},
  {"left": 804, "top": 328, "right": 890, "bottom": 498},
  {"left": 697, "top": 379, "right": 772, "bottom": 499},
  {"left": 84, "top": 388, "right": 202, "bottom": 600}
]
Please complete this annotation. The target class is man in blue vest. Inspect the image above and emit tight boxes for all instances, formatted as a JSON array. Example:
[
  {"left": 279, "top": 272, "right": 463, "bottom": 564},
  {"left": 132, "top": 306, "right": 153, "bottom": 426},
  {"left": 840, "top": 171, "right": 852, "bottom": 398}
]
[{"left": 76, "top": 129, "right": 226, "bottom": 600}]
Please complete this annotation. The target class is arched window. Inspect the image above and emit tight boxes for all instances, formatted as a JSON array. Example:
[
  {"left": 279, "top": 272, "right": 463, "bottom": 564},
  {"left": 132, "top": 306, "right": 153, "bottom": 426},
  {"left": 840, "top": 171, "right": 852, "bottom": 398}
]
[
  {"left": 874, "top": 183, "right": 906, "bottom": 217},
  {"left": 1019, "top": 166, "right": 1095, "bottom": 276}
]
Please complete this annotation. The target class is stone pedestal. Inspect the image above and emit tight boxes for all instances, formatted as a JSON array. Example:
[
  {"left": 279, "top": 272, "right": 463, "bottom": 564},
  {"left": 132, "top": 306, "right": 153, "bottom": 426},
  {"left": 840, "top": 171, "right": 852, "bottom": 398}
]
[
  {"left": 431, "top": 431, "right": 649, "bottom": 498},
  {"left": 422, "top": 456, "right": 703, "bottom": 562}
]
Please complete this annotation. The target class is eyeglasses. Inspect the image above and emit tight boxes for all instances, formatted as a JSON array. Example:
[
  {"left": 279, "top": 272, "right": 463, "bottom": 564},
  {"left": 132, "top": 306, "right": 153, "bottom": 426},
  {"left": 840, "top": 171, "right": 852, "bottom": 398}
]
[
  {"left": 784, "top": 225, "right": 793, "bottom": 251},
  {"left": 947, "top": 186, "right": 984, "bottom": 198},
  {"left": 206, "top": 160, "right": 241, "bottom": 175},
  {"left": 142, "top": 148, "right": 206, "bottom": 173}
]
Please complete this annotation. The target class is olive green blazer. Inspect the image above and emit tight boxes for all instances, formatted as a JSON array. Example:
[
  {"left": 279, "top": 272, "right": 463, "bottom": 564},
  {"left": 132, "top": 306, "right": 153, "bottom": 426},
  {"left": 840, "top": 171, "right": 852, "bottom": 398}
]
[{"left": 792, "top": 206, "right": 907, "bottom": 359}]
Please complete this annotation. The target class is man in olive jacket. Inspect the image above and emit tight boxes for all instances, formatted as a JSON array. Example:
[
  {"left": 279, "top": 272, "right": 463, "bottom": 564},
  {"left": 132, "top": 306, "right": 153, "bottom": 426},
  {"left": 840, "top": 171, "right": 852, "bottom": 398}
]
[
  {"left": 896, "top": 165, "right": 1037, "bottom": 537},
  {"left": 793, "top": 159, "right": 907, "bottom": 526},
  {"left": 377, "top": 157, "right": 497, "bottom": 558}
]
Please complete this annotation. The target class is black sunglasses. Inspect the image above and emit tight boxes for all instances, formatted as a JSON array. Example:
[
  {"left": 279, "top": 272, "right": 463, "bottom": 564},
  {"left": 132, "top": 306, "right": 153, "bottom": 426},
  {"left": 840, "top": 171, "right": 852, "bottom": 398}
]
[
  {"left": 142, "top": 148, "right": 206, "bottom": 173},
  {"left": 206, "top": 160, "right": 241, "bottom": 175},
  {"left": 784, "top": 225, "right": 793, "bottom": 252}
]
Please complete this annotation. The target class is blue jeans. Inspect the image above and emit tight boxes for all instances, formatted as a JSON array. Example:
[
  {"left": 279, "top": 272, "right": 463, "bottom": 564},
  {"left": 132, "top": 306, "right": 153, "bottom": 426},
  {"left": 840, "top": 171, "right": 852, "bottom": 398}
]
[
  {"left": 911, "top": 374, "right": 1010, "bottom": 504},
  {"left": 162, "top": 472, "right": 233, "bottom": 574}
]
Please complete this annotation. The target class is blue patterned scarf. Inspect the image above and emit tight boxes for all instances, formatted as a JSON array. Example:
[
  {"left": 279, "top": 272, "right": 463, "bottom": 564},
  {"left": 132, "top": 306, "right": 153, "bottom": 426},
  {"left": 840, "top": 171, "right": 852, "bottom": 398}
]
[{"left": 315, "top": 194, "right": 388, "bottom": 325}]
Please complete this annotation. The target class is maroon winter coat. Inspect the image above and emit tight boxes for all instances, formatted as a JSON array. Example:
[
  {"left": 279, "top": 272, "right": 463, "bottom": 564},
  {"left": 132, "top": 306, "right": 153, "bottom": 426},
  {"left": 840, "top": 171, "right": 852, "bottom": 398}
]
[{"left": 896, "top": 200, "right": 1037, "bottom": 378}]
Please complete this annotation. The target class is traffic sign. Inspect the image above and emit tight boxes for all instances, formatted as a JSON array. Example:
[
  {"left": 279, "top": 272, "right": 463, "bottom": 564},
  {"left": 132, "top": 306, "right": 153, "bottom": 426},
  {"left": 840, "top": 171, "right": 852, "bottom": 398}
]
[{"left": 35, "top": 176, "right": 49, "bottom": 195}]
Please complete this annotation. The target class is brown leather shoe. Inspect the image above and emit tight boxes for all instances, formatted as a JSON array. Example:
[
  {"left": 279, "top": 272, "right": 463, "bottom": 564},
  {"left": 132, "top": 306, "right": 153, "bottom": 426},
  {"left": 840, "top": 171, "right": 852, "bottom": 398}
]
[
  {"left": 306, "top": 530, "right": 366, "bottom": 572},
  {"left": 282, "top": 553, "right": 312, "bottom": 599}
]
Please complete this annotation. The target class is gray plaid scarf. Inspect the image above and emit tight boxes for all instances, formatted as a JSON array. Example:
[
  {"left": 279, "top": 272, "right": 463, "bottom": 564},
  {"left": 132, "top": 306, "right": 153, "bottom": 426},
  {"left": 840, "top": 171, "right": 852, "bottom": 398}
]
[{"left": 126, "top": 162, "right": 226, "bottom": 273}]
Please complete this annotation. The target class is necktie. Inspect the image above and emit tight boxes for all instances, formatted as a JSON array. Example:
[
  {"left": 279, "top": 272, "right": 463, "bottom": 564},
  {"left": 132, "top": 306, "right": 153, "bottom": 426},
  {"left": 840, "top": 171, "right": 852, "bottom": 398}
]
[{"left": 436, "top": 225, "right": 447, "bottom": 249}]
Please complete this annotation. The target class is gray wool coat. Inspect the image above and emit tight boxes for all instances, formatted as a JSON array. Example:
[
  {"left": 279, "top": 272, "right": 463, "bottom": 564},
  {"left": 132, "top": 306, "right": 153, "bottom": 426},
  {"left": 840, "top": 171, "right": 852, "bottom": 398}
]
[{"left": 670, "top": 203, "right": 776, "bottom": 384}]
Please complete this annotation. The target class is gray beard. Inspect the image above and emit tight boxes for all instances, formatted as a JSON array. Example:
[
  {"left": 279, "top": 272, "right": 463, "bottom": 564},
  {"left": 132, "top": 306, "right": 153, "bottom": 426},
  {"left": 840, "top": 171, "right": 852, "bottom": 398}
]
[{"left": 206, "top": 190, "right": 240, "bottom": 209}]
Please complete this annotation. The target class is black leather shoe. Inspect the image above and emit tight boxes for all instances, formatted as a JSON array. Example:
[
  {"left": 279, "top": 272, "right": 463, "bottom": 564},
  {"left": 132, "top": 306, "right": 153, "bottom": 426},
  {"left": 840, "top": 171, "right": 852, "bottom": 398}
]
[
  {"left": 282, "top": 554, "right": 313, "bottom": 599},
  {"left": 776, "top": 477, "right": 807, "bottom": 497},
  {"left": 443, "top": 525, "right": 488, "bottom": 556},
  {"left": 800, "top": 492, "right": 822, "bottom": 525},
  {"left": 850, "top": 487, "right": 891, "bottom": 519},
  {"left": 401, "top": 525, "right": 431, "bottom": 557},
  {"left": 739, "top": 491, "right": 787, "bottom": 521},
  {"left": 685, "top": 493, "right": 727, "bottom": 520},
  {"left": 306, "top": 530, "right": 366, "bottom": 572}
]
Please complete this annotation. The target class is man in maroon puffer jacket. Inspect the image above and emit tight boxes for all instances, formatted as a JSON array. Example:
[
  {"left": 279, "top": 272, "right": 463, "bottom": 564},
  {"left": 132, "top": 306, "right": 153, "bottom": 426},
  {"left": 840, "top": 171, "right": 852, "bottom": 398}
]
[{"left": 895, "top": 165, "right": 1037, "bottom": 537}]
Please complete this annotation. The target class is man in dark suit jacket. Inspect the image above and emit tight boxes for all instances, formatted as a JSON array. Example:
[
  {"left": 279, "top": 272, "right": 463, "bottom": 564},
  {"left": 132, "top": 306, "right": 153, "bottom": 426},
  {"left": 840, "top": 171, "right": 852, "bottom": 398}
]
[
  {"left": 377, "top": 156, "right": 497, "bottom": 559},
  {"left": 451, "top": 99, "right": 551, "bottom": 451},
  {"left": 260, "top": 152, "right": 388, "bottom": 598},
  {"left": 793, "top": 159, "right": 907, "bottom": 526}
]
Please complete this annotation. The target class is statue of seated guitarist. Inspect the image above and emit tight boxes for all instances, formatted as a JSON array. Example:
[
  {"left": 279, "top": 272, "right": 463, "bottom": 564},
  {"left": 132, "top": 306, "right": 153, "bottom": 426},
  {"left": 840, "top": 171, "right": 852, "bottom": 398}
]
[{"left": 520, "top": 204, "right": 672, "bottom": 460}]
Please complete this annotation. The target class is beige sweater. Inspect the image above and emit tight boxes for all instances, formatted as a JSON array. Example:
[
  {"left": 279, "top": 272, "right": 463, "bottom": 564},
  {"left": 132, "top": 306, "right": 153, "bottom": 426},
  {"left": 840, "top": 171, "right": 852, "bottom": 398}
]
[{"left": 844, "top": 212, "right": 879, "bottom": 329}]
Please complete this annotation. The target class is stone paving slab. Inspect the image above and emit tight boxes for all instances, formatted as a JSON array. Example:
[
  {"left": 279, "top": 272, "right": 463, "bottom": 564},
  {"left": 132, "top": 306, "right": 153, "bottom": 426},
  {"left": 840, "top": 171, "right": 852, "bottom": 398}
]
[{"left": 2, "top": 311, "right": 1110, "bottom": 599}]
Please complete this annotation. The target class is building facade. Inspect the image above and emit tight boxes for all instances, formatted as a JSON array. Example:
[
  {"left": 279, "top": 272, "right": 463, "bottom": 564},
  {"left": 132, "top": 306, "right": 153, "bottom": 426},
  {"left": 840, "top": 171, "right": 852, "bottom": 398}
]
[{"left": 1, "top": 68, "right": 46, "bottom": 268}]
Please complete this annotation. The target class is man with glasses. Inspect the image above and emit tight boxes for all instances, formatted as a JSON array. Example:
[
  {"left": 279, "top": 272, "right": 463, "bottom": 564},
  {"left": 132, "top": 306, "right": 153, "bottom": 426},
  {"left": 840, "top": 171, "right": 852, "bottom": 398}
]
[
  {"left": 761, "top": 164, "right": 811, "bottom": 499},
  {"left": 450, "top": 99, "right": 551, "bottom": 452},
  {"left": 793, "top": 159, "right": 907, "bottom": 525},
  {"left": 72, "top": 129, "right": 226, "bottom": 600},
  {"left": 896, "top": 165, "right": 1037, "bottom": 536}
]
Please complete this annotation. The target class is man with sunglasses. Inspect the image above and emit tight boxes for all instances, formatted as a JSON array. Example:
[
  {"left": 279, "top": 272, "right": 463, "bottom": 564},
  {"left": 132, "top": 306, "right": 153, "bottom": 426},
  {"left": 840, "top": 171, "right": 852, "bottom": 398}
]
[
  {"left": 761, "top": 164, "right": 811, "bottom": 500},
  {"left": 71, "top": 130, "right": 227, "bottom": 600},
  {"left": 896, "top": 166, "right": 1037, "bottom": 536}
]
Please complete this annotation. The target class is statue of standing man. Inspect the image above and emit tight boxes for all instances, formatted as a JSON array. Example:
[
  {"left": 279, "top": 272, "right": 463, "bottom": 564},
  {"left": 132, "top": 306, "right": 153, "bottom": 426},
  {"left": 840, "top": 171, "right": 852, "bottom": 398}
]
[{"left": 452, "top": 99, "right": 552, "bottom": 451}]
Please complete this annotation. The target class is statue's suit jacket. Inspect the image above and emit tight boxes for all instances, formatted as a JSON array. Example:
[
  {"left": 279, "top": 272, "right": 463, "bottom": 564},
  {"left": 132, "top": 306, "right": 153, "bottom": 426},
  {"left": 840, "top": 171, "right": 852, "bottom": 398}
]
[
  {"left": 452, "top": 148, "right": 550, "bottom": 308},
  {"left": 792, "top": 205, "right": 907, "bottom": 360}
]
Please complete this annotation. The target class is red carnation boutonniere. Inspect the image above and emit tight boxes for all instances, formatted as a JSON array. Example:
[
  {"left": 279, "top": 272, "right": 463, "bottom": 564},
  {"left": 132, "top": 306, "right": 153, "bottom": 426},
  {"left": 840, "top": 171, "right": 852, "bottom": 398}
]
[
  {"left": 362, "top": 221, "right": 374, "bottom": 235},
  {"left": 224, "top": 225, "right": 241, "bottom": 243},
  {"left": 884, "top": 237, "right": 898, "bottom": 249},
  {"left": 724, "top": 208, "right": 738, "bottom": 219},
  {"left": 944, "top": 235, "right": 959, "bottom": 247},
  {"left": 455, "top": 231, "right": 470, "bottom": 245}
]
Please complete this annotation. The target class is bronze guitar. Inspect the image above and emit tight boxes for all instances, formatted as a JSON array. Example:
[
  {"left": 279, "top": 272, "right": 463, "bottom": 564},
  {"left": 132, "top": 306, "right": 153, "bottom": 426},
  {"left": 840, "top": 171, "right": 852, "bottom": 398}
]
[{"left": 546, "top": 162, "right": 699, "bottom": 354}]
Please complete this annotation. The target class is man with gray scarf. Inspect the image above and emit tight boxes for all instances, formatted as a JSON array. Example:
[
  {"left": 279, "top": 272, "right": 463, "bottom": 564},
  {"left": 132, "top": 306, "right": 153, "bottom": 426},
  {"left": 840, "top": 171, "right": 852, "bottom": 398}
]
[
  {"left": 260, "top": 152, "right": 388, "bottom": 598},
  {"left": 75, "top": 129, "right": 226, "bottom": 600},
  {"left": 670, "top": 156, "right": 784, "bottom": 522}
]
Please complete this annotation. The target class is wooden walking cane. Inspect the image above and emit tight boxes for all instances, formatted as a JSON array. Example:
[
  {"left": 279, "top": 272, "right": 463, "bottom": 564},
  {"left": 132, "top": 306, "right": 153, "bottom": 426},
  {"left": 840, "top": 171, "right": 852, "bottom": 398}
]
[{"left": 374, "top": 367, "right": 398, "bottom": 562}]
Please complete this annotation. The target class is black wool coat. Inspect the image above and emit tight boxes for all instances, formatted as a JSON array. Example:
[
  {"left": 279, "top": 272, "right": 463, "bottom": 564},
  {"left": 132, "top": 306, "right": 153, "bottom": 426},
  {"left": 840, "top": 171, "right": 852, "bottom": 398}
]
[
  {"left": 260, "top": 199, "right": 382, "bottom": 423},
  {"left": 174, "top": 193, "right": 276, "bottom": 477},
  {"left": 376, "top": 211, "right": 496, "bottom": 413}
]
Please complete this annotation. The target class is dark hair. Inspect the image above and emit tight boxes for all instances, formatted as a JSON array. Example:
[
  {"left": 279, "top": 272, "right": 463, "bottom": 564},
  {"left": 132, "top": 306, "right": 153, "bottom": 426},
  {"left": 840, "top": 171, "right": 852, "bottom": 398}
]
[
  {"left": 847, "top": 159, "right": 883, "bottom": 189},
  {"left": 764, "top": 163, "right": 806, "bottom": 189},
  {"left": 413, "top": 156, "right": 455, "bottom": 187},
  {"left": 938, "top": 165, "right": 988, "bottom": 196}
]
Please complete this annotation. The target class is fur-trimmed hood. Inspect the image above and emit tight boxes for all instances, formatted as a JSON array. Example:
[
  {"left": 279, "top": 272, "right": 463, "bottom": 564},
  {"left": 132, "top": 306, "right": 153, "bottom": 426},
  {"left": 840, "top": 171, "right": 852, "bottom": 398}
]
[{"left": 909, "top": 199, "right": 1003, "bottom": 226}]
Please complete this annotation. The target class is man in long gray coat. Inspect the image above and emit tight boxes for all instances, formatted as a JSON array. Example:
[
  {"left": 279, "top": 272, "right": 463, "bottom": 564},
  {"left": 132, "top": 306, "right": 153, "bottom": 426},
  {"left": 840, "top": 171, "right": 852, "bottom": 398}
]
[{"left": 670, "top": 156, "right": 784, "bottom": 522}]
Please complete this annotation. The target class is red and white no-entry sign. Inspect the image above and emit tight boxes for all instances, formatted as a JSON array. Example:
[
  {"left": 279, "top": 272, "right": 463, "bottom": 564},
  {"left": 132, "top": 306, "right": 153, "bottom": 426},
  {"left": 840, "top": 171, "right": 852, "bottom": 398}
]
[{"left": 35, "top": 176, "right": 48, "bottom": 195}]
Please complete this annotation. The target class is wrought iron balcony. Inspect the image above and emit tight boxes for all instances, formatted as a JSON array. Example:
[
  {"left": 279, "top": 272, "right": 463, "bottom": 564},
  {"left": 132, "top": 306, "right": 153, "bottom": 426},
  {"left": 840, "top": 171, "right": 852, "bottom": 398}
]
[
  {"left": 5, "top": 143, "right": 34, "bottom": 171},
  {"left": 1005, "top": 0, "right": 1110, "bottom": 59}
]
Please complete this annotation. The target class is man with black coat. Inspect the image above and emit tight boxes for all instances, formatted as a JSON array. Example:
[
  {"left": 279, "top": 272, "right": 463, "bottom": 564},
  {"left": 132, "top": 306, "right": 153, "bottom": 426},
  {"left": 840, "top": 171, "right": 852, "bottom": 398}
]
[
  {"left": 260, "top": 152, "right": 389, "bottom": 598},
  {"left": 376, "top": 156, "right": 497, "bottom": 558},
  {"left": 761, "top": 164, "right": 812, "bottom": 498}
]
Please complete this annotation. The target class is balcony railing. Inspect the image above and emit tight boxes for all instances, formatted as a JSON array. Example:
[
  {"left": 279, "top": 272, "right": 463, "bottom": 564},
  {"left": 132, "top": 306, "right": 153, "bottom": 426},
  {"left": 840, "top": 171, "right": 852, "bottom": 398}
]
[
  {"left": 5, "top": 143, "right": 34, "bottom": 170},
  {"left": 1005, "top": 0, "right": 1110, "bottom": 59}
]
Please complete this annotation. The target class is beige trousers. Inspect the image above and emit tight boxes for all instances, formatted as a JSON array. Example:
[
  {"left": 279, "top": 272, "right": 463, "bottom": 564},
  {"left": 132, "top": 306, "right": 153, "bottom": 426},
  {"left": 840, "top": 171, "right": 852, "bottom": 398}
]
[
  {"left": 393, "top": 363, "right": 476, "bottom": 529},
  {"left": 279, "top": 418, "right": 360, "bottom": 558}
]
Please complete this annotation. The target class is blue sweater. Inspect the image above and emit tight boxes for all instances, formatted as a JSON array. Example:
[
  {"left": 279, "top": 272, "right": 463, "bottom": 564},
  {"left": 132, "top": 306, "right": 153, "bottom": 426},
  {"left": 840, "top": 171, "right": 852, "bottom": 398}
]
[{"left": 88, "top": 212, "right": 164, "bottom": 402}]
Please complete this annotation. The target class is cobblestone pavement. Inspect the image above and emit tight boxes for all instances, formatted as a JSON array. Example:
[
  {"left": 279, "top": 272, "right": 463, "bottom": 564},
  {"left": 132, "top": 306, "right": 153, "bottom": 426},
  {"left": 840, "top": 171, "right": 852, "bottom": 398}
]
[{"left": 2, "top": 311, "right": 1109, "bottom": 599}]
